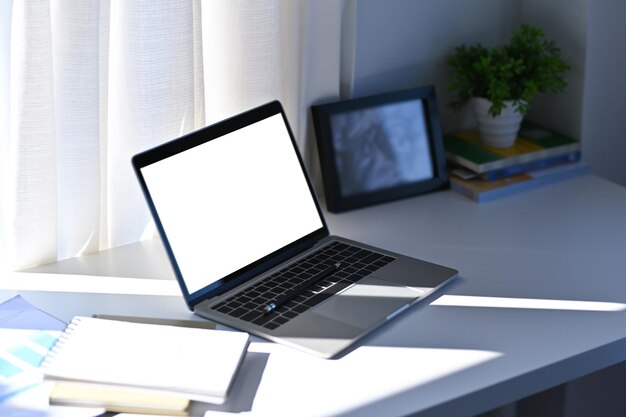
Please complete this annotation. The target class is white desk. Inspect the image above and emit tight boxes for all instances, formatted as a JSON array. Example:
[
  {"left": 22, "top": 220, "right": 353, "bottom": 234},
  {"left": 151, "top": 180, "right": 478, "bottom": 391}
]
[{"left": 3, "top": 174, "right": 626, "bottom": 417}]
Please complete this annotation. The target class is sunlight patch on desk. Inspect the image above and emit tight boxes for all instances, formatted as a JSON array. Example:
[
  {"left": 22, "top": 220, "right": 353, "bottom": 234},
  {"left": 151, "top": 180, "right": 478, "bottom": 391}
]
[
  {"left": 333, "top": 283, "right": 428, "bottom": 298},
  {"left": 178, "top": 110, "right": 189, "bottom": 137},
  {"left": 1, "top": 272, "right": 181, "bottom": 296},
  {"left": 75, "top": 231, "right": 96, "bottom": 258},
  {"left": 140, "top": 222, "right": 158, "bottom": 241},
  {"left": 432, "top": 295, "right": 626, "bottom": 312},
  {"left": 248, "top": 341, "right": 501, "bottom": 416}
]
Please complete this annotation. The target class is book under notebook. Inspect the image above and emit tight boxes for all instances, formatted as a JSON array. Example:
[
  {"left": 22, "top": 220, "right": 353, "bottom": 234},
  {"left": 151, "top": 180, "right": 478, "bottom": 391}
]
[{"left": 50, "top": 381, "right": 190, "bottom": 416}]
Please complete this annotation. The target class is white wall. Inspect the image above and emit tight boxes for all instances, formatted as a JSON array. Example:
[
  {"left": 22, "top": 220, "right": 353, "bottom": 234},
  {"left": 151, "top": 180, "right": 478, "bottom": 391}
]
[
  {"left": 581, "top": 0, "right": 626, "bottom": 187},
  {"left": 518, "top": 0, "right": 587, "bottom": 142},
  {"left": 349, "top": 0, "right": 588, "bottom": 136},
  {"left": 350, "top": 0, "right": 519, "bottom": 133}
]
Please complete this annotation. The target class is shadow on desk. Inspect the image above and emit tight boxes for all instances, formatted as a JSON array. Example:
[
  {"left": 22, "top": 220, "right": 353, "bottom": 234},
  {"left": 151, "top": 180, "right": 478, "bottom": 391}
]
[{"left": 190, "top": 351, "right": 269, "bottom": 414}]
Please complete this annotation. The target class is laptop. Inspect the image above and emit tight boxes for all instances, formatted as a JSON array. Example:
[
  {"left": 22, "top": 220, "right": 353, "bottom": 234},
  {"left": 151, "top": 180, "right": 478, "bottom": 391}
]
[{"left": 132, "top": 100, "right": 458, "bottom": 359}]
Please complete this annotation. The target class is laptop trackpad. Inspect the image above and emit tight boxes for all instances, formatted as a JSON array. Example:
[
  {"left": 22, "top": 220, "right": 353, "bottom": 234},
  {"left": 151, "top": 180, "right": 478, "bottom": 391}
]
[{"left": 311, "top": 276, "right": 418, "bottom": 330}]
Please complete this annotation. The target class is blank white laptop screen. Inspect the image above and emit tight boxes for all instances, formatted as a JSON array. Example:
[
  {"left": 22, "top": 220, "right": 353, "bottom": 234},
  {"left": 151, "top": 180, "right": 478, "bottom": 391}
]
[{"left": 141, "top": 114, "right": 324, "bottom": 294}]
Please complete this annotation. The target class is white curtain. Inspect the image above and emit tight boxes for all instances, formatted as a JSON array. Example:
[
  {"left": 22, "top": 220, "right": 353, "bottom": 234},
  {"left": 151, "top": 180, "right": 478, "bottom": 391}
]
[{"left": 0, "top": 0, "right": 347, "bottom": 272}]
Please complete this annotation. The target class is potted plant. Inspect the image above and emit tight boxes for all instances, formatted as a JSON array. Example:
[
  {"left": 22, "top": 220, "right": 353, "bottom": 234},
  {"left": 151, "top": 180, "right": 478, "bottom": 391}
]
[{"left": 446, "top": 25, "right": 570, "bottom": 148}]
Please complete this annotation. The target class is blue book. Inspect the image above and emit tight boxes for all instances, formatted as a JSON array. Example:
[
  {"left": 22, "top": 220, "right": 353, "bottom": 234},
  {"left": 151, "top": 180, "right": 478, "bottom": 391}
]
[
  {"left": 450, "top": 161, "right": 590, "bottom": 203},
  {"left": 482, "top": 151, "right": 581, "bottom": 181}
]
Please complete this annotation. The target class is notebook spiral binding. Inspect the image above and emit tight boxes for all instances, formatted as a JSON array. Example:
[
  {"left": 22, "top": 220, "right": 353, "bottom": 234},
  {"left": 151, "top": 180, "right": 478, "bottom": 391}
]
[{"left": 40, "top": 317, "right": 83, "bottom": 369}]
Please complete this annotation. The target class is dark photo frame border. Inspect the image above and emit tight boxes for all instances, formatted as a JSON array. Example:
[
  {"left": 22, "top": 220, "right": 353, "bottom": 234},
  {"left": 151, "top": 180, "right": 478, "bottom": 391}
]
[{"left": 311, "top": 85, "right": 449, "bottom": 213}]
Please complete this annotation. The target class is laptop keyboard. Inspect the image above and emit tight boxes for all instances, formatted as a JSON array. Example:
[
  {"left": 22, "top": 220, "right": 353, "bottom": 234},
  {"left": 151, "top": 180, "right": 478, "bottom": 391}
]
[{"left": 212, "top": 241, "right": 395, "bottom": 330}]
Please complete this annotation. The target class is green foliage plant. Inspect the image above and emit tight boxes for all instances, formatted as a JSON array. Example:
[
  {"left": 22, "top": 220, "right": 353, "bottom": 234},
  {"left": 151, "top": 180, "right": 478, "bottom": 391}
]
[{"left": 446, "top": 25, "right": 571, "bottom": 117}]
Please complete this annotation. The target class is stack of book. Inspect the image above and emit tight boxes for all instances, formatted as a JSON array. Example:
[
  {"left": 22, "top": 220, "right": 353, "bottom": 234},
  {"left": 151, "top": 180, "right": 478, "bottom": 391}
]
[
  {"left": 444, "top": 121, "right": 589, "bottom": 202},
  {"left": 40, "top": 316, "right": 250, "bottom": 416}
]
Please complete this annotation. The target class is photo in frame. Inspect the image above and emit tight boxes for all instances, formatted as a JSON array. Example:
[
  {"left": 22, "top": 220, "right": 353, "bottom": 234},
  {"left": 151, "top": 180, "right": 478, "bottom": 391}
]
[{"left": 311, "top": 85, "right": 449, "bottom": 212}]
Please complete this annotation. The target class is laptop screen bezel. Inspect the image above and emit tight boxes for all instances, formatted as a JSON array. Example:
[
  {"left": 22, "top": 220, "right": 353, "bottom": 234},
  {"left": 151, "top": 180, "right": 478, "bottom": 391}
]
[{"left": 132, "top": 101, "right": 329, "bottom": 309}]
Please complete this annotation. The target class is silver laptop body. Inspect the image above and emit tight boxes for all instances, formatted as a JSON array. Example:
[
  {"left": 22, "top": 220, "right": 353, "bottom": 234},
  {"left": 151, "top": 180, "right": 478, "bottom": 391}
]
[{"left": 133, "top": 101, "right": 457, "bottom": 359}]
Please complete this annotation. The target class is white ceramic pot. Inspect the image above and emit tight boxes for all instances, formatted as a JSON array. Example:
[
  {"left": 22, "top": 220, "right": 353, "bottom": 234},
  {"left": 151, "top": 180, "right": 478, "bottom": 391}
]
[{"left": 471, "top": 97, "right": 523, "bottom": 148}]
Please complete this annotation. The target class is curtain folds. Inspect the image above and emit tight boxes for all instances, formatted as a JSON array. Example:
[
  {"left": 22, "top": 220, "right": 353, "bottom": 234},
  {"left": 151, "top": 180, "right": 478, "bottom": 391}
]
[
  {"left": 8, "top": 0, "right": 57, "bottom": 269},
  {"left": 107, "top": 0, "right": 198, "bottom": 248},
  {"left": 0, "top": 0, "right": 347, "bottom": 272}
]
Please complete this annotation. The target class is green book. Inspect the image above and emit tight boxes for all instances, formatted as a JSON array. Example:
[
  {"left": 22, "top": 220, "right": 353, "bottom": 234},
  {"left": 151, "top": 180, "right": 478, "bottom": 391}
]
[{"left": 444, "top": 121, "right": 581, "bottom": 174}]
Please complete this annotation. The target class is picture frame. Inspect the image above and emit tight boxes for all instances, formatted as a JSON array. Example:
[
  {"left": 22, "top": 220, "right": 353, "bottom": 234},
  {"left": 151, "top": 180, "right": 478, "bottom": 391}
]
[{"left": 311, "top": 85, "right": 449, "bottom": 212}]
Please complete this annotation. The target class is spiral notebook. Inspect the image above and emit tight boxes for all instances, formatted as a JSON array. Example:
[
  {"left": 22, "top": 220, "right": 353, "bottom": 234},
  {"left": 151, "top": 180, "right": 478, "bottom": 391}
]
[{"left": 40, "top": 317, "right": 250, "bottom": 405}]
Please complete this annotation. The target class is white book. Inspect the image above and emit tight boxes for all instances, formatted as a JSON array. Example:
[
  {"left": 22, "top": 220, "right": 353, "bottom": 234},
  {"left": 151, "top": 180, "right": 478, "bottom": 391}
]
[{"left": 40, "top": 317, "right": 249, "bottom": 404}]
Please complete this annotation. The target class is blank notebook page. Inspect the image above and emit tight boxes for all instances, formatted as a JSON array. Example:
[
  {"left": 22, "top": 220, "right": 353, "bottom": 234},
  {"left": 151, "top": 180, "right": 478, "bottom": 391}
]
[{"left": 40, "top": 317, "right": 249, "bottom": 403}]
